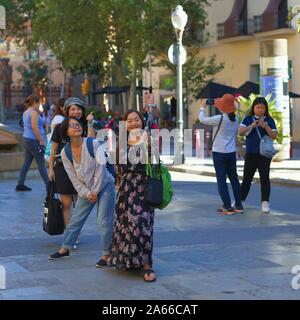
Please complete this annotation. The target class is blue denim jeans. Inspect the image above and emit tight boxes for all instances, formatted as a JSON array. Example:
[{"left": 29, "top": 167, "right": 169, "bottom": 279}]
[
  {"left": 62, "top": 182, "right": 115, "bottom": 256},
  {"left": 213, "top": 151, "right": 242, "bottom": 208},
  {"left": 18, "top": 138, "right": 48, "bottom": 190}
]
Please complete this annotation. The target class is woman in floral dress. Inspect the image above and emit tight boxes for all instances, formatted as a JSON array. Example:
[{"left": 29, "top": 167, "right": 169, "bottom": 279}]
[{"left": 109, "top": 110, "right": 157, "bottom": 282}]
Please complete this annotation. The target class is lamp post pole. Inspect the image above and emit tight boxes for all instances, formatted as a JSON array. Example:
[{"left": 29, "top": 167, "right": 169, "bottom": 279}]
[
  {"left": 0, "top": 5, "right": 6, "bottom": 123},
  {"left": 175, "top": 30, "right": 184, "bottom": 164},
  {"left": 171, "top": 5, "right": 187, "bottom": 165},
  {"left": 0, "top": 76, "right": 4, "bottom": 124}
]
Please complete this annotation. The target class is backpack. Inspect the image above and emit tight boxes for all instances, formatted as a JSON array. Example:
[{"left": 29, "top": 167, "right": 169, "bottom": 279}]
[{"left": 64, "top": 137, "right": 116, "bottom": 180}]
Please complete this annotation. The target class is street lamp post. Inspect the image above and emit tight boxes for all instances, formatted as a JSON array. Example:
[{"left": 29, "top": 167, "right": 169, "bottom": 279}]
[
  {"left": 171, "top": 5, "right": 187, "bottom": 165},
  {"left": 0, "top": 5, "right": 6, "bottom": 124}
]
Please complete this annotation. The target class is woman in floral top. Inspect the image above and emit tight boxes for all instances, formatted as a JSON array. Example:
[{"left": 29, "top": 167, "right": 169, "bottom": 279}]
[{"left": 108, "top": 110, "right": 157, "bottom": 282}]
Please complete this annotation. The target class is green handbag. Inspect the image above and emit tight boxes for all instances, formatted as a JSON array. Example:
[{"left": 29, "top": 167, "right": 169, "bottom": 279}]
[
  {"left": 145, "top": 143, "right": 173, "bottom": 210},
  {"left": 151, "top": 163, "right": 173, "bottom": 209}
]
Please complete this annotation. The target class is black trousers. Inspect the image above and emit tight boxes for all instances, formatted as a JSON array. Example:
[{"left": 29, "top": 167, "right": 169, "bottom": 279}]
[{"left": 241, "top": 153, "right": 271, "bottom": 202}]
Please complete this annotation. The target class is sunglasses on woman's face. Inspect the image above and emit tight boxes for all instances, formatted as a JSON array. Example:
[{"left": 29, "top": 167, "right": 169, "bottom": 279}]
[{"left": 69, "top": 123, "right": 81, "bottom": 129}]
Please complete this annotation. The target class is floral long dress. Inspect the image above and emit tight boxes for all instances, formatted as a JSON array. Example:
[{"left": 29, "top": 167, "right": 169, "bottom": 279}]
[{"left": 108, "top": 143, "right": 155, "bottom": 269}]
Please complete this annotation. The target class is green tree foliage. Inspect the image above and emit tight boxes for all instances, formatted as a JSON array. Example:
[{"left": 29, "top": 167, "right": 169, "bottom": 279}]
[
  {"left": 17, "top": 60, "right": 48, "bottom": 93},
  {"left": 1, "top": 0, "right": 37, "bottom": 46},
  {"left": 31, "top": 0, "right": 223, "bottom": 108},
  {"left": 32, "top": 0, "right": 109, "bottom": 74}
]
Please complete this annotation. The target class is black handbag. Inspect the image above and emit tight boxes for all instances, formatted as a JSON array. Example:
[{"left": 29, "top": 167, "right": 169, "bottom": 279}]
[
  {"left": 143, "top": 141, "right": 163, "bottom": 207},
  {"left": 144, "top": 175, "right": 163, "bottom": 207},
  {"left": 43, "top": 181, "right": 65, "bottom": 235}
]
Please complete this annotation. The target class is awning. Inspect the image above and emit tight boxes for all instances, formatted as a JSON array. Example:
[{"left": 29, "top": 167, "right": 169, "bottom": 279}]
[
  {"left": 223, "top": 0, "right": 247, "bottom": 38},
  {"left": 262, "top": 0, "right": 283, "bottom": 31}
]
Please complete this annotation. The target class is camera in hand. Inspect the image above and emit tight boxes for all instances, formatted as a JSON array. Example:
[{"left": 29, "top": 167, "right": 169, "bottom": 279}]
[
  {"left": 38, "top": 145, "right": 46, "bottom": 155},
  {"left": 206, "top": 98, "right": 215, "bottom": 106}
]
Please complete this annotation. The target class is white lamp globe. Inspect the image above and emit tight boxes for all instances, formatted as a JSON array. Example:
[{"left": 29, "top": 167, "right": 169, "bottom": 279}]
[
  {"left": 171, "top": 5, "right": 188, "bottom": 30},
  {"left": 292, "top": 5, "right": 300, "bottom": 14},
  {"left": 291, "top": 13, "right": 300, "bottom": 31}
]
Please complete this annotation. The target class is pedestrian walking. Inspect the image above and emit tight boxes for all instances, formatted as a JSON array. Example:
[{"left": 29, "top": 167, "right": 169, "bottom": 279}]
[
  {"left": 199, "top": 94, "right": 243, "bottom": 215},
  {"left": 108, "top": 110, "right": 158, "bottom": 282},
  {"left": 42, "top": 102, "right": 52, "bottom": 134},
  {"left": 50, "top": 98, "right": 65, "bottom": 136},
  {"left": 16, "top": 95, "right": 48, "bottom": 192},
  {"left": 48, "top": 97, "right": 94, "bottom": 228},
  {"left": 49, "top": 117, "right": 115, "bottom": 265},
  {"left": 239, "top": 97, "right": 277, "bottom": 213},
  {"left": 44, "top": 98, "right": 66, "bottom": 162}
]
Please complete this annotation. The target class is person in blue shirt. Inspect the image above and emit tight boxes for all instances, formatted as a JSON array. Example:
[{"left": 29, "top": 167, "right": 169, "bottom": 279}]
[
  {"left": 239, "top": 97, "right": 277, "bottom": 213},
  {"left": 16, "top": 95, "right": 48, "bottom": 192}
]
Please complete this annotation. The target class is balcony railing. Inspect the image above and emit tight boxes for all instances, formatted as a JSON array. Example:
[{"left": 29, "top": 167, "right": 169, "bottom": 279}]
[
  {"left": 217, "top": 23, "right": 224, "bottom": 40},
  {"left": 217, "top": 19, "right": 253, "bottom": 40},
  {"left": 253, "top": 12, "right": 290, "bottom": 33},
  {"left": 253, "top": 15, "right": 262, "bottom": 33}
]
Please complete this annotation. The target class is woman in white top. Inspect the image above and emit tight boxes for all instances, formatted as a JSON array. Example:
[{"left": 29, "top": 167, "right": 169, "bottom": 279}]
[{"left": 199, "top": 94, "right": 243, "bottom": 215}]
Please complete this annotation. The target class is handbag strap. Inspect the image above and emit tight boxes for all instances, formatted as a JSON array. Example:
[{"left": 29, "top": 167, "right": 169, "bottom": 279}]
[
  {"left": 253, "top": 117, "right": 262, "bottom": 140},
  {"left": 212, "top": 114, "right": 223, "bottom": 146},
  {"left": 144, "top": 141, "right": 152, "bottom": 177},
  {"left": 47, "top": 181, "right": 56, "bottom": 200},
  {"left": 143, "top": 137, "right": 161, "bottom": 178}
]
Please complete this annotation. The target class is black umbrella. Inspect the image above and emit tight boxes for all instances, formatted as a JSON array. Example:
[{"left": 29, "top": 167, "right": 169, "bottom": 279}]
[
  {"left": 237, "top": 81, "right": 259, "bottom": 97},
  {"left": 289, "top": 91, "right": 300, "bottom": 99},
  {"left": 93, "top": 86, "right": 149, "bottom": 95},
  {"left": 237, "top": 81, "right": 300, "bottom": 99},
  {"left": 196, "top": 81, "right": 237, "bottom": 99},
  {"left": 93, "top": 86, "right": 123, "bottom": 95}
]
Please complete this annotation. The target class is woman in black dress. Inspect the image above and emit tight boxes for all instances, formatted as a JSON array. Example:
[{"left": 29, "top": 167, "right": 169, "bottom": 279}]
[
  {"left": 48, "top": 97, "right": 94, "bottom": 226},
  {"left": 109, "top": 110, "right": 158, "bottom": 282}
]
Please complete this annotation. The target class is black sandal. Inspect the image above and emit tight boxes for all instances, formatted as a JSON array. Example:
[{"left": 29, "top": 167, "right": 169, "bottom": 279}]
[{"left": 143, "top": 269, "right": 156, "bottom": 282}]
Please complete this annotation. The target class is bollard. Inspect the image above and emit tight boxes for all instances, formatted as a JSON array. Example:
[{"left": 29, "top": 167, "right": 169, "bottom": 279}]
[
  {"left": 195, "top": 129, "right": 201, "bottom": 158},
  {"left": 107, "top": 129, "right": 113, "bottom": 152},
  {"left": 205, "top": 131, "right": 210, "bottom": 158},
  {"left": 0, "top": 265, "right": 6, "bottom": 289}
]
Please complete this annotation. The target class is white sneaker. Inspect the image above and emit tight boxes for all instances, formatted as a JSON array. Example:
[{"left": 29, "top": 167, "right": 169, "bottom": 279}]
[{"left": 262, "top": 201, "right": 270, "bottom": 213}]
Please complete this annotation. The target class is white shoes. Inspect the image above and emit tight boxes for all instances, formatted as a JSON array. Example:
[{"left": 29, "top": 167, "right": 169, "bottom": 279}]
[{"left": 261, "top": 201, "right": 270, "bottom": 213}]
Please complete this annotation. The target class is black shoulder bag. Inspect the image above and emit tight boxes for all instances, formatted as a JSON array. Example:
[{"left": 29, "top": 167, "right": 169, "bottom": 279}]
[
  {"left": 143, "top": 141, "right": 163, "bottom": 207},
  {"left": 43, "top": 181, "right": 65, "bottom": 235}
]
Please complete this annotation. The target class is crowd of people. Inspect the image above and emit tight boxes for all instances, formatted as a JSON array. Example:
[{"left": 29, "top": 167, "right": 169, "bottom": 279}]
[{"left": 15, "top": 92, "right": 278, "bottom": 283}]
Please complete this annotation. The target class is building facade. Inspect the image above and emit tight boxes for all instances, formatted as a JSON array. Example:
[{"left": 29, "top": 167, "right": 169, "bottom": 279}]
[{"left": 144, "top": 0, "right": 300, "bottom": 142}]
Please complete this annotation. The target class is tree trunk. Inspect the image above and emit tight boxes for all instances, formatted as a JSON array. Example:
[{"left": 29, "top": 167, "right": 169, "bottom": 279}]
[
  {"left": 122, "top": 92, "right": 128, "bottom": 114},
  {"left": 60, "top": 68, "right": 66, "bottom": 98},
  {"left": 128, "top": 55, "right": 137, "bottom": 110}
]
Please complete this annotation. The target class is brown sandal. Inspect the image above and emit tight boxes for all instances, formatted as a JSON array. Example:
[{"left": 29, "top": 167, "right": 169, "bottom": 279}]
[{"left": 143, "top": 269, "right": 156, "bottom": 282}]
